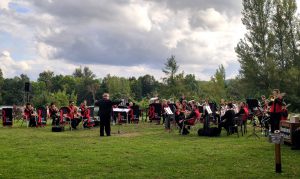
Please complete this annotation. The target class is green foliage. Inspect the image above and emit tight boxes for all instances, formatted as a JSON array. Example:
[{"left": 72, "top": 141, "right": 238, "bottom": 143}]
[
  {"left": 49, "top": 89, "right": 77, "bottom": 108},
  {"left": 103, "top": 75, "right": 131, "bottom": 100},
  {"left": 1, "top": 74, "right": 29, "bottom": 105},
  {"left": 236, "top": 0, "right": 300, "bottom": 111}
]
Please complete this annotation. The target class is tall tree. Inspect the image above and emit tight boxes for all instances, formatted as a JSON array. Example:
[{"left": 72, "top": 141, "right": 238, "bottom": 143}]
[
  {"left": 162, "top": 55, "right": 179, "bottom": 85},
  {"left": 235, "top": 0, "right": 275, "bottom": 95},
  {"left": 162, "top": 55, "right": 180, "bottom": 97}
]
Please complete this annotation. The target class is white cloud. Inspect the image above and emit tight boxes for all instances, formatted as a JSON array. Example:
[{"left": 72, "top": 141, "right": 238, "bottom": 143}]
[
  {"left": 0, "top": 51, "right": 31, "bottom": 77},
  {"left": 0, "top": 0, "right": 249, "bottom": 80},
  {"left": 0, "top": 0, "right": 10, "bottom": 10}
]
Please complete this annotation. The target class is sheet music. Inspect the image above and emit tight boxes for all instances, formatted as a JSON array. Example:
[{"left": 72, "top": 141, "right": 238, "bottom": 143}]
[
  {"left": 205, "top": 105, "right": 212, "bottom": 114},
  {"left": 164, "top": 107, "right": 173, "bottom": 115},
  {"left": 113, "top": 108, "right": 130, "bottom": 113}
]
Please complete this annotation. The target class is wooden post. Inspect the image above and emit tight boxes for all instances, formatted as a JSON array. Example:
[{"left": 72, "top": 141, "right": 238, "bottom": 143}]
[
  {"left": 275, "top": 143, "right": 281, "bottom": 173},
  {"left": 273, "top": 129, "right": 282, "bottom": 173}
]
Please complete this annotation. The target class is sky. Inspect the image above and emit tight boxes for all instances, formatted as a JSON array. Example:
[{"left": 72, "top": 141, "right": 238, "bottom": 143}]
[{"left": 0, "top": 0, "right": 298, "bottom": 81}]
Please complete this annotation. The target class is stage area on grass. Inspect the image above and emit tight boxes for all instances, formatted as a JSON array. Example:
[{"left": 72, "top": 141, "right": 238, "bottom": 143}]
[{"left": 0, "top": 122, "right": 300, "bottom": 178}]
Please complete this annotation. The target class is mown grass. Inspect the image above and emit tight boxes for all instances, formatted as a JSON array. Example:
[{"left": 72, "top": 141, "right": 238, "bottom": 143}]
[{"left": 0, "top": 121, "right": 300, "bottom": 179}]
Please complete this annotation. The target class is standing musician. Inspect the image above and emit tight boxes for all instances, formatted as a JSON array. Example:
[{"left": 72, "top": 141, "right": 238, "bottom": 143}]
[
  {"left": 95, "top": 93, "right": 121, "bottom": 137},
  {"left": 49, "top": 102, "right": 59, "bottom": 126},
  {"left": 268, "top": 89, "right": 284, "bottom": 133},
  {"left": 24, "top": 103, "right": 37, "bottom": 127}
]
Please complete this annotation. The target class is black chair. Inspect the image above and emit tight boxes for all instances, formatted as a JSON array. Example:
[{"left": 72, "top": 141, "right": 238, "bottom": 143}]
[{"left": 37, "top": 107, "right": 47, "bottom": 127}]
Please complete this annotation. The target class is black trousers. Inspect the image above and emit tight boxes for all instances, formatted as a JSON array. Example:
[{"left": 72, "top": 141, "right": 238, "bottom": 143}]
[
  {"left": 29, "top": 117, "right": 36, "bottom": 127},
  {"left": 270, "top": 113, "right": 281, "bottom": 133},
  {"left": 100, "top": 114, "right": 111, "bottom": 136}
]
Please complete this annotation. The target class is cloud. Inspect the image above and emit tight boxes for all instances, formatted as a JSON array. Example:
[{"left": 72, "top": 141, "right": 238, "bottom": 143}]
[
  {"left": 0, "top": 0, "right": 247, "bottom": 80},
  {"left": 0, "top": 0, "right": 10, "bottom": 10},
  {"left": 0, "top": 51, "right": 31, "bottom": 77}
]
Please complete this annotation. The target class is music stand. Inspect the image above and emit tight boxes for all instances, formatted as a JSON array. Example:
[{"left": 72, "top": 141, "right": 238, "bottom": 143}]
[
  {"left": 246, "top": 99, "right": 260, "bottom": 139},
  {"left": 113, "top": 108, "right": 130, "bottom": 134}
]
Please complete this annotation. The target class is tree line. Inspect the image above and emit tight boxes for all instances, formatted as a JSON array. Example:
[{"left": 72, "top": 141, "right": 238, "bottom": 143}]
[
  {"left": 0, "top": 62, "right": 232, "bottom": 110},
  {"left": 0, "top": 0, "right": 299, "bottom": 112}
]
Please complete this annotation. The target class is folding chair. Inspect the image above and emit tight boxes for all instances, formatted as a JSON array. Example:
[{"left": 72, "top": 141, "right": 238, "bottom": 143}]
[
  {"left": 59, "top": 107, "right": 72, "bottom": 131},
  {"left": 148, "top": 103, "right": 162, "bottom": 124},
  {"left": 37, "top": 107, "right": 47, "bottom": 127},
  {"left": 131, "top": 105, "right": 140, "bottom": 124}
]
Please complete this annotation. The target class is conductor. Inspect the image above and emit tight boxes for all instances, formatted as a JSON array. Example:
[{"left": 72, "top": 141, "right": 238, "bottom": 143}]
[{"left": 95, "top": 93, "right": 121, "bottom": 137}]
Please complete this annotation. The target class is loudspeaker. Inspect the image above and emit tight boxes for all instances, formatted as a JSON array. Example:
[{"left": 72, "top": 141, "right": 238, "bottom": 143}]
[
  {"left": 24, "top": 82, "right": 31, "bottom": 92},
  {"left": 2, "top": 108, "right": 13, "bottom": 126}
]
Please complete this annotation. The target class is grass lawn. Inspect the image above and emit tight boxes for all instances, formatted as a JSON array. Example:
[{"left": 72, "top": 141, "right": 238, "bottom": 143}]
[{"left": 0, "top": 121, "right": 300, "bottom": 179}]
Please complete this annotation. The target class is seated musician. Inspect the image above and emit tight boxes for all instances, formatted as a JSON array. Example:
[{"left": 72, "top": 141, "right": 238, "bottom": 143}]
[
  {"left": 235, "top": 102, "right": 249, "bottom": 121},
  {"left": 49, "top": 102, "right": 59, "bottom": 126},
  {"left": 80, "top": 100, "right": 90, "bottom": 128},
  {"left": 235, "top": 101, "right": 249, "bottom": 127},
  {"left": 219, "top": 103, "right": 235, "bottom": 133},
  {"left": 179, "top": 104, "right": 200, "bottom": 135},
  {"left": 175, "top": 101, "right": 183, "bottom": 126},
  {"left": 24, "top": 103, "right": 37, "bottom": 127},
  {"left": 162, "top": 99, "right": 168, "bottom": 124},
  {"left": 66, "top": 101, "right": 82, "bottom": 129}
]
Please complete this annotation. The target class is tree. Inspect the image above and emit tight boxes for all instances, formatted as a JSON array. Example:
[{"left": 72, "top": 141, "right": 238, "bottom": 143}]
[
  {"left": 87, "top": 80, "right": 100, "bottom": 103},
  {"left": 1, "top": 74, "right": 30, "bottom": 105},
  {"left": 138, "top": 75, "right": 158, "bottom": 98},
  {"left": 73, "top": 66, "right": 95, "bottom": 79},
  {"left": 162, "top": 55, "right": 180, "bottom": 96},
  {"left": 202, "top": 65, "right": 226, "bottom": 102},
  {"left": 38, "top": 70, "right": 54, "bottom": 90},
  {"left": 236, "top": 0, "right": 300, "bottom": 111},
  {"left": 162, "top": 55, "right": 179, "bottom": 84},
  {"left": 236, "top": 0, "right": 275, "bottom": 95}
]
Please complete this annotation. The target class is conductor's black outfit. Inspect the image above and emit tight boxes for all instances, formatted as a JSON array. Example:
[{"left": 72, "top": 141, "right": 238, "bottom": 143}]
[{"left": 95, "top": 99, "right": 121, "bottom": 136}]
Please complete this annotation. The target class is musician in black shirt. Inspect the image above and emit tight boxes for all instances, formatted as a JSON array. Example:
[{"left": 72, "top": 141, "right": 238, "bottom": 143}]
[{"left": 95, "top": 93, "right": 121, "bottom": 137}]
